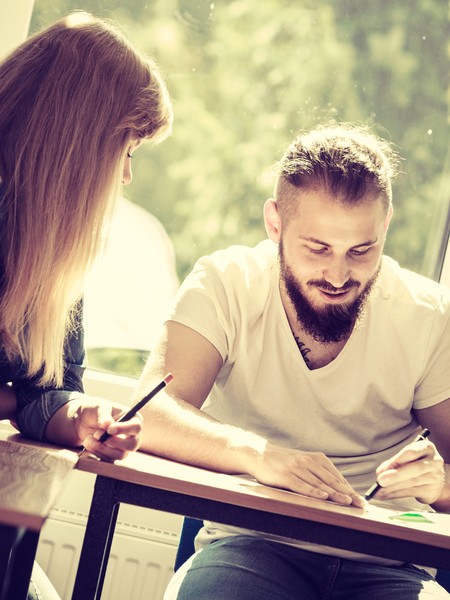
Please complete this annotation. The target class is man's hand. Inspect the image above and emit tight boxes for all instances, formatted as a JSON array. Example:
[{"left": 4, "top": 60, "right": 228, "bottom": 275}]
[
  {"left": 374, "top": 437, "right": 445, "bottom": 505},
  {"left": 249, "top": 442, "right": 366, "bottom": 508}
]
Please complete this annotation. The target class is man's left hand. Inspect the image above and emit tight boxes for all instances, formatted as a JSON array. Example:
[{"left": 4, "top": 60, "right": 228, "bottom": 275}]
[{"left": 374, "top": 437, "right": 444, "bottom": 505}]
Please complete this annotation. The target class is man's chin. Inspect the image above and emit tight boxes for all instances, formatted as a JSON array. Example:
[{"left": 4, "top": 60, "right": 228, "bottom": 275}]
[
  {"left": 310, "top": 294, "right": 356, "bottom": 312},
  {"left": 300, "top": 297, "right": 362, "bottom": 343}
]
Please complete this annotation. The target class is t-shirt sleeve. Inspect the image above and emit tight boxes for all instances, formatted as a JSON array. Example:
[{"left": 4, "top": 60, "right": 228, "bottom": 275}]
[
  {"left": 167, "top": 262, "right": 233, "bottom": 362},
  {"left": 413, "top": 293, "right": 450, "bottom": 409}
]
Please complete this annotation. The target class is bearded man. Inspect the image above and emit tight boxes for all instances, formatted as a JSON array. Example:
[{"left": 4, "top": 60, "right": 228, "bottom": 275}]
[{"left": 137, "top": 123, "right": 450, "bottom": 600}]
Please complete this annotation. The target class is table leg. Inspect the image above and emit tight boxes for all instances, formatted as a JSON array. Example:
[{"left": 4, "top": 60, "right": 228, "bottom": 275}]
[
  {"left": 72, "top": 477, "right": 119, "bottom": 600},
  {"left": 0, "top": 526, "right": 39, "bottom": 600}
]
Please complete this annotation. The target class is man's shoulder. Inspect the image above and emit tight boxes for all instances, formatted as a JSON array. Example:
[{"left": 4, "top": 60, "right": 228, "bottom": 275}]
[
  {"left": 173, "top": 241, "right": 279, "bottom": 339},
  {"left": 379, "top": 256, "right": 450, "bottom": 312},
  {"left": 179, "top": 240, "right": 278, "bottom": 319}
]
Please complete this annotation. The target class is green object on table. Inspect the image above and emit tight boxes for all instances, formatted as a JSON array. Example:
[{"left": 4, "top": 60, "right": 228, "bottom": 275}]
[{"left": 389, "top": 512, "right": 434, "bottom": 523}]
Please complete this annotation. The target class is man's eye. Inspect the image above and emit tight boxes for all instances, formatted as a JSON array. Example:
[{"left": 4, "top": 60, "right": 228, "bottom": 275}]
[
  {"left": 307, "top": 246, "right": 327, "bottom": 254},
  {"left": 351, "top": 248, "right": 370, "bottom": 256},
  {"left": 126, "top": 151, "right": 134, "bottom": 159}
]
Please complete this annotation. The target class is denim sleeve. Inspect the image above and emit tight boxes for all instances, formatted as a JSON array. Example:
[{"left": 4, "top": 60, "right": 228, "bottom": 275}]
[{"left": 15, "top": 300, "right": 86, "bottom": 441}]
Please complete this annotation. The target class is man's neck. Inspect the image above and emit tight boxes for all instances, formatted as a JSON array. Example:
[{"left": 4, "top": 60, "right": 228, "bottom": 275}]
[{"left": 292, "top": 329, "right": 348, "bottom": 370}]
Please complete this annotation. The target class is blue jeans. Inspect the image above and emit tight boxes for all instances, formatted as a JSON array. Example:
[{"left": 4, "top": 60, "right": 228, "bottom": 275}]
[{"left": 176, "top": 536, "right": 450, "bottom": 600}]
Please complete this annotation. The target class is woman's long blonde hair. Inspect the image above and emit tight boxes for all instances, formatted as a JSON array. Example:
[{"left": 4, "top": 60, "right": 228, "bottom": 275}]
[{"left": 0, "top": 11, "right": 173, "bottom": 386}]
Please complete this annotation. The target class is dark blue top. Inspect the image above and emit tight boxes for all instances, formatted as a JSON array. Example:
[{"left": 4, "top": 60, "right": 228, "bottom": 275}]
[
  {"left": 0, "top": 300, "right": 86, "bottom": 441},
  {"left": 0, "top": 183, "right": 85, "bottom": 441}
]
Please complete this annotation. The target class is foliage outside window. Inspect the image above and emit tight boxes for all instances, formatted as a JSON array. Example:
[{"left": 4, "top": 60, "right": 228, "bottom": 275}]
[{"left": 31, "top": 0, "right": 450, "bottom": 376}]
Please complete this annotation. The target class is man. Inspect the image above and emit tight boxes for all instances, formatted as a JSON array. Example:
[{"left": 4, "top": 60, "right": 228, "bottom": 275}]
[{"left": 137, "top": 124, "right": 450, "bottom": 599}]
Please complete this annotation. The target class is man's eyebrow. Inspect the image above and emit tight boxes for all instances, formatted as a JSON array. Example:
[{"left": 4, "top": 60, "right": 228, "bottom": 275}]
[
  {"left": 351, "top": 238, "right": 378, "bottom": 248},
  {"left": 298, "top": 236, "right": 379, "bottom": 248},
  {"left": 299, "top": 236, "right": 329, "bottom": 245}
]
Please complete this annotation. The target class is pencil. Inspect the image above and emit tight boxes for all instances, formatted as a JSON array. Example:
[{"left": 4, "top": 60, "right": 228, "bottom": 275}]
[
  {"left": 363, "top": 428, "right": 430, "bottom": 501},
  {"left": 78, "top": 373, "right": 174, "bottom": 457},
  {"left": 97, "top": 373, "right": 174, "bottom": 443}
]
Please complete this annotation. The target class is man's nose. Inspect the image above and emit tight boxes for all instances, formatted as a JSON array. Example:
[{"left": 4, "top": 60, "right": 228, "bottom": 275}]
[{"left": 323, "top": 256, "right": 350, "bottom": 289}]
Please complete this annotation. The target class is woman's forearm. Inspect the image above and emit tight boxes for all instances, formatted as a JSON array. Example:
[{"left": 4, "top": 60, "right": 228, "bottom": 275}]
[{"left": 0, "top": 384, "right": 17, "bottom": 420}]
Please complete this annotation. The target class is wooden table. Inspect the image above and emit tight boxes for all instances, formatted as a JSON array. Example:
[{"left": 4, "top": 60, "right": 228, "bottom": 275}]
[
  {"left": 72, "top": 450, "right": 450, "bottom": 600},
  {"left": 0, "top": 425, "right": 78, "bottom": 600}
]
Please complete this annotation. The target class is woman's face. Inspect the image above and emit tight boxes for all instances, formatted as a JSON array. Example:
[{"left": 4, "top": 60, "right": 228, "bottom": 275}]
[{"left": 122, "top": 139, "right": 143, "bottom": 185}]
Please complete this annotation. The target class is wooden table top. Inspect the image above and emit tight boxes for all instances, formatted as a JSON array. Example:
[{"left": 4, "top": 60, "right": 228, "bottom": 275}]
[
  {"left": 1, "top": 420, "right": 449, "bottom": 553},
  {"left": 0, "top": 424, "right": 78, "bottom": 530},
  {"left": 77, "top": 447, "right": 450, "bottom": 552}
]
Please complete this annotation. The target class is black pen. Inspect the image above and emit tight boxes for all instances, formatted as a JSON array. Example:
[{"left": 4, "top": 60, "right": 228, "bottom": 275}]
[
  {"left": 363, "top": 428, "right": 431, "bottom": 501},
  {"left": 78, "top": 373, "right": 174, "bottom": 456}
]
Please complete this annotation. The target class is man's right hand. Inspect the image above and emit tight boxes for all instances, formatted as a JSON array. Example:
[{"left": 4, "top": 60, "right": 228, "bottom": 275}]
[{"left": 249, "top": 442, "right": 366, "bottom": 508}]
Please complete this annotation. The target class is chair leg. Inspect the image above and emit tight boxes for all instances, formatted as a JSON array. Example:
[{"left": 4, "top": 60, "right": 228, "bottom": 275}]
[{"left": 0, "top": 526, "right": 39, "bottom": 600}]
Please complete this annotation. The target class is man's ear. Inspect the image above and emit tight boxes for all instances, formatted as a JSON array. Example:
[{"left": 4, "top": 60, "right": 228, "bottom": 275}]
[{"left": 263, "top": 199, "right": 282, "bottom": 243}]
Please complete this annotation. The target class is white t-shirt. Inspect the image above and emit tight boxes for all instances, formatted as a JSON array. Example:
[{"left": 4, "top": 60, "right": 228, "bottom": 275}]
[{"left": 168, "top": 239, "right": 450, "bottom": 563}]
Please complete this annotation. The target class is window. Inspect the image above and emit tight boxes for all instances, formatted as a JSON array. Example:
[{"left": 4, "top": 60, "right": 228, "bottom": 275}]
[{"left": 28, "top": 0, "right": 450, "bottom": 376}]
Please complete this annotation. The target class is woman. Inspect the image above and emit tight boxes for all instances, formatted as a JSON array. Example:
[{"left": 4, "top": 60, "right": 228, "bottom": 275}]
[{"left": 0, "top": 11, "right": 173, "bottom": 598}]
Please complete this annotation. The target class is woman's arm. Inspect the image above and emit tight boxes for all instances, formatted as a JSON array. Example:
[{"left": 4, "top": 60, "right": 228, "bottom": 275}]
[
  {"left": 0, "top": 383, "right": 17, "bottom": 421},
  {"left": 13, "top": 299, "right": 142, "bottom": 460}
]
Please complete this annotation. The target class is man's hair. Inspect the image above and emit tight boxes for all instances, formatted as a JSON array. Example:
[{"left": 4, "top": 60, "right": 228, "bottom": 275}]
[
  {"left": 0, "top": 11, "right": 173, "bottom": 386},
  {"left": 274, "top": 123, "right": 400, "bottom": 222}
]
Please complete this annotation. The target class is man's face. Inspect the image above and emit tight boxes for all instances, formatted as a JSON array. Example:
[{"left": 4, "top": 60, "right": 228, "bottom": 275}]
[{"left": 273, "top": 188, "right": 390, "bottom": 342}]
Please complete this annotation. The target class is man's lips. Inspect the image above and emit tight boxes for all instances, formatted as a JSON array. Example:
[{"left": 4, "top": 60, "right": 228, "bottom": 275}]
[{"left": 316, "top": 288, "right": 352, "bottom": 302}]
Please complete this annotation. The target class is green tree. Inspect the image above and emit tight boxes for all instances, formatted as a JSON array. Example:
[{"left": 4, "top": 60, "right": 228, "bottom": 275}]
[
  {"left": 31, "top": 0, "right": 449, "bottom": 279},
  {"left": 30, "top": 0, "right": 449, "bottom": 375}
]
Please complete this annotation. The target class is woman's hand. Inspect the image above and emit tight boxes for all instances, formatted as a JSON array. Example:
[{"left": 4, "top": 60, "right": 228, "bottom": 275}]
[
  {"left": 76, "top": 400, "right": 143, "bottom": 461},
  {"left": 46, "top": 396, "right": 143, "bottom": 461}
]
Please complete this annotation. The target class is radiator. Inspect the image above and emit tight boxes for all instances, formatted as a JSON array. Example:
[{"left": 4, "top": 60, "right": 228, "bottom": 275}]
[{"left": 36, "top": 470, "right": 183, "bottom": 600}]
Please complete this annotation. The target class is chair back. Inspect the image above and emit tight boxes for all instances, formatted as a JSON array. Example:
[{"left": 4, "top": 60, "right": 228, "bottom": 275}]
[{"left": 174, "top": 517, "right": 203, "bottom": 572}]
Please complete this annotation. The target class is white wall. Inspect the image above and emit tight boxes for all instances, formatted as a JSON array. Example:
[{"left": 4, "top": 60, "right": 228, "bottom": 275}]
[{"left": 83, "top": 198, "right": 179, "bottom": 352}]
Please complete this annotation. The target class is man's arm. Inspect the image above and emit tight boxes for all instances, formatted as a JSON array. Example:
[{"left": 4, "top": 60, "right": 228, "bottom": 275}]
[
  {"left": 416, "top": 399, "right": 450, "bottom": 512},
  {"left": 373, "top": 399, "right": 450, "bottom": 512},
  {"left": 137, "top": 320, "right": 365, "bottom": 507}
]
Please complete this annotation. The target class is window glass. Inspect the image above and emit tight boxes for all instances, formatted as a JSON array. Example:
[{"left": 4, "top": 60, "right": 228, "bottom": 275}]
[{"left": 30, "top": 0, "right": 450, "bottom": 376}]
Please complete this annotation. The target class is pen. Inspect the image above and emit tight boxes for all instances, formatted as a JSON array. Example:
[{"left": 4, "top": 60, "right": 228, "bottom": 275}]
[
  {"left": 78, "top": 373, "right": 174, "bottom": 456},
  {"left": 363, "top": 428, "right": 430, "bottom": 501}
]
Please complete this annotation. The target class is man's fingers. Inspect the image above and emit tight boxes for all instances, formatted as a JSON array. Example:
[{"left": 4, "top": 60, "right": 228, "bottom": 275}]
[
  {"left": 375, "top": 442, "right": 444, "bottom": 504},
  {"left": 283, "top": 455, "right": 364, "bottom": 506},
  {"left": 377, "top": 440, "right": 435, "bottom": 473}
]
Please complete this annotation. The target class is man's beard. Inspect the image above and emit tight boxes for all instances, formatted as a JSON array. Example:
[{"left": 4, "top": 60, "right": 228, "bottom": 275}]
[{"left": 279, "top": 242, "right": 380, "bottom": 343}]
